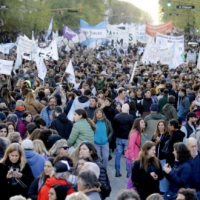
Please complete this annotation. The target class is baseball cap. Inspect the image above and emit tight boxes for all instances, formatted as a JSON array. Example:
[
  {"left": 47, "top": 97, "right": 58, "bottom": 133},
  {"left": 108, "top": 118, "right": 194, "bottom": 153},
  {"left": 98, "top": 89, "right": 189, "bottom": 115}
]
[
  {"left": 0, "top": 103, "right": 7, "bottom": 110},
  {"left": 54, "top": 160, "right": 75, "bottom": 173},
  {"left": 21, "top": 139, "right": 34, "bottom": 150}
]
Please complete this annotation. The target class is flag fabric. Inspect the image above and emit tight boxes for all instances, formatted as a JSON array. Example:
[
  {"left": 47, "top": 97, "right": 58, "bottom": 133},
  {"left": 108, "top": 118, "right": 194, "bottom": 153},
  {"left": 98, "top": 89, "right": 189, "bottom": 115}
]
[
  {"left": 45, "top": 17, "right": 53, "bottom": 42},
  {"left": 197, "top": 52, "right": 200, "bottom": 69},
  {"left": 37, "top": 58, "right": 47, "bottom": 80},
  {"left": 52, "top": 31, "right": 59, "bottom": 40},
  {"left": 14, "top": 47, "right": 22, "bottom": 71},
  {"left": 96, "top": 52, "right": 101, "bottom": 60},
  {"left": 65, "top": 59, "right": 76, "bottom": 84},
  {"left": 63, "top": 24, "right": 77, "bottom": 40},
  {"left": 65, "top": 45, "right": 71, "bottom": 52},
  {"left": 80, "top": 19, "right": 107, "bottom": 46},
  {"left": 0, "top": 59, "right": 13, "bottom": 75},
  {"left": 116, "top": 46, "right": 121, "bottom": 56},
  {"left": 169, "top": 44, "right": 184, "bottom": 69}
]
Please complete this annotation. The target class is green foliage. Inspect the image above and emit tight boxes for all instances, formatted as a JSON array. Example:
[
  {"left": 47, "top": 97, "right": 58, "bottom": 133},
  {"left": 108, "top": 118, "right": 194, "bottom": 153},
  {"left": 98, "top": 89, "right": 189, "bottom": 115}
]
[
  {"left": 108, "top": 1, "right": 153, "bottom": 24},
  {"left": 159, "top": 0, "right": 199, "bottom": 29}
]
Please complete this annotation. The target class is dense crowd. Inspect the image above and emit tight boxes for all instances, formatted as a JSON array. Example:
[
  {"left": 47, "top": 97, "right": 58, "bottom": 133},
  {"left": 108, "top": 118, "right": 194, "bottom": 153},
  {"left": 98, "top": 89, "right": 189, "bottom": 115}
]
[{"left": 0, "top": 38, "right": 200, "bottom": 200}]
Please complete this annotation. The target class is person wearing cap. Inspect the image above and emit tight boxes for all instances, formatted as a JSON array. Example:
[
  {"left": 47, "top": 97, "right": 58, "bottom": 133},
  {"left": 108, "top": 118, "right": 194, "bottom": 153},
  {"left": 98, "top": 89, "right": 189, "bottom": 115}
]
[
  {"left": 28, "top": 158, "right": 54, "bottom": 200},
  {"left": 181, "top": 112, "right": 197, "bottom": 140},
  {"left": 38, "top": 160, "right": 75, "bottom": 200},
  {"left": 144, "top": 103, "right": 166, "bottom": 140},
  {"left": 21, "top": 139, "right": 45, "bottom": 178}
]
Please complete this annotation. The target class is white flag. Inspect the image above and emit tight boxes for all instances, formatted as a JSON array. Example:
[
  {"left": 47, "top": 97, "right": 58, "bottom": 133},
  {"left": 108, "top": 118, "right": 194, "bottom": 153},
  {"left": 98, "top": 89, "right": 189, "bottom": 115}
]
[
  {"left": 14, "top": 47, "right": 22, "bottom": 71},
  {"left": 197, "top": 52, "right": 200, "bottom": 69},
  {"left": 96, "top": 52, "right": 101, "bottom": 60},
  {"left": 65, "top": 45, "right": 71, "bottom": 52},
  {"left": 45, "top": 17, "right": 53, "bottom": 42},
  {"left": 0, "top": 59, "right": 13, "bottom": 75},
  {"left": 65, "top": 59, "right": 75, "bottom": 84},
  {"left": 37, "top": 58, "right": 47, "bottom": 80},
  {"left": 50, "top": 39, "right": 58, "bottom": 61}
]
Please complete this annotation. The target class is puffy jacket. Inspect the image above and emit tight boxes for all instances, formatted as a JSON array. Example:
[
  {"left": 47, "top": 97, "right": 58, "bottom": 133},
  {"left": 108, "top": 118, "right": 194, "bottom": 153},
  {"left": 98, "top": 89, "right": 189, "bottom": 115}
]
[
  {"left": 125, "top": 130, "right": 140, "bottom": 160},
  {"left": 165, "top": 160, "right": 192, "bottom": 193},
  {"left": 38, "top": 177, "right": 74, "bottom": 200},
  {"left": 68, "top": 118, "right": 94, "bottom": 147},
  {"left": 158, "top": 94, "right": 168, "bottom": 114},
  {"left": 94, "top": 158, "right": 111, "bottom": 199},
  {"left": 162, "top": 103, "right": 178, "bottom": 121},
  {"left": 144, "top": 113, "right": 166, "bottom": 140},
  {"left": 24, "top": 150, "right": 45, "bottom": 178},
  {"left": 49, "top": 113, "right": 73, "bottom": 140}
]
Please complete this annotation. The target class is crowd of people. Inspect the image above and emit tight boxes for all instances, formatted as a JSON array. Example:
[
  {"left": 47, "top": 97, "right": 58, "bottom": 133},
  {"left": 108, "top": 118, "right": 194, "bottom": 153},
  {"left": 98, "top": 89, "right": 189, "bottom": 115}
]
[{"left": 0, "top": 37, "right": 200, "bottom": 200}]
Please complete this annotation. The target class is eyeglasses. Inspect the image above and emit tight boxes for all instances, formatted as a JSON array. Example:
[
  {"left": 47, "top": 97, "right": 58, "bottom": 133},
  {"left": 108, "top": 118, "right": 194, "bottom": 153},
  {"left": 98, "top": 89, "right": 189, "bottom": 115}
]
[{"left": 61, "top": 146, "right": 69, "bottom": 150}]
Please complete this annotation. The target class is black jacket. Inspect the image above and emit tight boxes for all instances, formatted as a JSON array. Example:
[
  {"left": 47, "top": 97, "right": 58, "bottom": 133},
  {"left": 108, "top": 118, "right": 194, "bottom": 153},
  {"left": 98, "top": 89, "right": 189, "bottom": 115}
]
[
  {"left": 113, "top": 113, "right": 135, "bottom": 139},
  {"left": 132, "top": 159, "right": 163, "bottom": 200},
  {"left": 93, "top": 158, "right": 111, "bottom": 199},
  {"left": 49, "top": 113, "right": 73, "bottom": 140},
  {"left": 139, "top": 98, "right": 153, "bottom": 115},
  {"left": 152, "top": 133, "right": 170, "bottom": 160},
  {"left": 1, "top": 160, "right": 34, "bottom": 199},
  {"left": 84, "top": 106, "right": 97, "bottom": 119},
  {"left": 166, "top": 130, "right": 185, "bottom": 166},
  {"left": 0, "top": 163, "right": 9, "bottom": 200},
  {"left": 103, "top": 106, "right": 115, "bottom": 123},
  {"left": 28, "top": 177, "right": 40, "bottom": 200}
]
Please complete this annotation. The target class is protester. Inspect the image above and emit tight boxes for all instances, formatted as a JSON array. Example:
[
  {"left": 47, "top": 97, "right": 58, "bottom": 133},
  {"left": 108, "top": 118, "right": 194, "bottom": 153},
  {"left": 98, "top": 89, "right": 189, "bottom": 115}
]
[
  {"left": 131, "top": 141, "right": 163, "bottom": 200},
  {"left": 163, "top": 142, "right": 192, "bottom": 200},
  {"left": 84, "top": 96, "right": 98, "bottom": 119},
  {"left": 116, "top": 189, "right": 140, "bottom": 200},
  {"left": 93, "top": 108, "right": 113, "bottom": 168},
  {"left": 113, "top": 103, "right": 135, "bottom": 177},
  {"left": 67, "top": 109, "right": 96, "bottom": 151},
  {"left": 177, "top": 188, "right": 198, "bottom": 200}
]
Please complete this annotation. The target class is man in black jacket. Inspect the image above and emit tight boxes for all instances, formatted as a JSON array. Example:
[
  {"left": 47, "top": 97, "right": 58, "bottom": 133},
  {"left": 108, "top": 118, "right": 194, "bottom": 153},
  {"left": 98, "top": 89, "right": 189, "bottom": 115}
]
[
  {"left": 113, "top": 103, "right": 135, "bottom": 177},
  {"left": 84, "top": 96, "right": 98, "bottom": 119},
  {"left": 49, "top": 106, "right": 73, "bottom": 140}
]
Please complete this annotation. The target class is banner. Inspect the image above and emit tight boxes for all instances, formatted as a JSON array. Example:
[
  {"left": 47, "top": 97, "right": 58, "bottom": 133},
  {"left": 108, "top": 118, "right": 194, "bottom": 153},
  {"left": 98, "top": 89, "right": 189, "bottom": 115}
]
[
  {"left": 156, "top": 33, "right": 184, "bottom": 54},
  {"left": 187, "top": 52, "right": 196, "bottom": 63},
  {"left": 0, "top": 59, "right": 13, "bottom": 75},
  {"left": 0, "top": 43, "right": 16, "bottom": 54},
  {"left": 37, "top": 39, "right": 58, "bottom": 60},
  {"left": 63, "top": 24, "right": 77, "bottom": 40},
  {"left": 169, "top": 44, "right": 184, "bottom": 69},
  {"left": 80, "top": 19, "right": 107, "bottom": 47},
  {"left": 146, "top": 21, "right": 173, "bottom": 37},
  {"left": 142, "top": 42, "right": 160, "bottom": 64},
  {"left": 17, "top": 36, "right": 33, "bottom": 60}
]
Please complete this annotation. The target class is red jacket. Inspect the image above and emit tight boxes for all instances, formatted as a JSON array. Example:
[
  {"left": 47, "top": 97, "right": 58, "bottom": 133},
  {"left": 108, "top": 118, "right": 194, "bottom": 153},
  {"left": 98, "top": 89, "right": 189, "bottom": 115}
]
[
  {"left": 38, "top": 177, "right": 74, "bottom": 200},
  {"left": 125, "top": 129, "right": 140, "bottom": 160}
]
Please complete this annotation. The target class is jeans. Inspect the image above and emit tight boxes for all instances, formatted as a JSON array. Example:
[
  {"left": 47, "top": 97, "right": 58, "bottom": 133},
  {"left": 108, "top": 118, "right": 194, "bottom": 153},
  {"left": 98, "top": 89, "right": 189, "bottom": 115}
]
[
  {"left": 94, "top": 143, "right": 109, "bottom": 168},
  {"left": 126, "top": 158, "right": 135, "bottom": 189},
  {"left": 115, "top": 137, "right": 129, "bottom": 173}
]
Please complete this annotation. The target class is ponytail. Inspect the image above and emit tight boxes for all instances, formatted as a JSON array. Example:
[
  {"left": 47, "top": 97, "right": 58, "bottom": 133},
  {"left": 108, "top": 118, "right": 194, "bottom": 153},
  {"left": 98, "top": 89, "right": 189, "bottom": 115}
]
[{"left": 87, "top": 118, "right": 96, "bottom": 131}]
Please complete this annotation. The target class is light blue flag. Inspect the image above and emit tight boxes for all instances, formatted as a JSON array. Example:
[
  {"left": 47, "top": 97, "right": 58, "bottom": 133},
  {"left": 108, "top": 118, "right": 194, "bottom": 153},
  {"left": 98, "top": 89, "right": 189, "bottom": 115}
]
[
  {"left": 45, "top": 17, "right": 53, "bottom": 42},
  {"left": 80, "top": 19, "right": 107, "bottom": 47}
]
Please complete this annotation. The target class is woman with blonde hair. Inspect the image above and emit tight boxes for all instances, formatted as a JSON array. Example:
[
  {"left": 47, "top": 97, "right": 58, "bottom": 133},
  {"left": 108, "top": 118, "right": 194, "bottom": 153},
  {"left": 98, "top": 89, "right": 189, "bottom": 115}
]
[
  {"left": 131, "top": 141, "right": 163, "bottom": 200},
  {"left": 16, "top": 78, "right": 24, "bottom": 88},
  {"left": 66, "top": 192, "right": 90, "bottom": 200},
  {"left": 24, "top": 92, "right": 44, "bottom": 117},
  {"left": 33, "top": 139, "right": 49, "bottom": 160},
  {"left": 49, "top": 139, "right": 69, "bottom": 157},
  {"left": 0, "top": 143, "right": 34, "bottom": 199}
]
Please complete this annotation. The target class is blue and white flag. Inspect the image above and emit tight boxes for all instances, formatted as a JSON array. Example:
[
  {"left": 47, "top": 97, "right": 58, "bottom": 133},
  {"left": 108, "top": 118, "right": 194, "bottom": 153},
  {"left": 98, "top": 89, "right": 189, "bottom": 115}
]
[
  {"left": 45, "top": 17, "right": 53, "bottom": 42},
  {"left": 80, "top": 19, "right": 107, "bottom": 47}
]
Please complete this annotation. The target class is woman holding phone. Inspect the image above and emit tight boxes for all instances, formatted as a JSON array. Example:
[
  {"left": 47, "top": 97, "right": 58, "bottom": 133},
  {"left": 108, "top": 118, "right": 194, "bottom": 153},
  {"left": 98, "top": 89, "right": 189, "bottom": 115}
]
[{"left": 0, "top": 143, "right": 34, "bottom": 199}]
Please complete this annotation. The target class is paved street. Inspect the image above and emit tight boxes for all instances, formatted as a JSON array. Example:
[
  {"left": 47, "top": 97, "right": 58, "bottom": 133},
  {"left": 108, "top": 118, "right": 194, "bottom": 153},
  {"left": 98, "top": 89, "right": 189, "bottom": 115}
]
[{"left": 107, "top": 152, "right": 128, "bottom": 200}]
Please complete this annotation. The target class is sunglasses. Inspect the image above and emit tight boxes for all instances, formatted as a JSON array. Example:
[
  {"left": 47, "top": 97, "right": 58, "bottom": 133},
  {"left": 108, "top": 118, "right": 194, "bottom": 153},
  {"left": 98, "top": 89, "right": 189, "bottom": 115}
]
[{"left": 61, "top": 146, "right": 69, "bottom": 150}]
